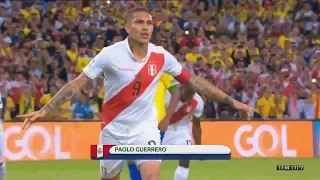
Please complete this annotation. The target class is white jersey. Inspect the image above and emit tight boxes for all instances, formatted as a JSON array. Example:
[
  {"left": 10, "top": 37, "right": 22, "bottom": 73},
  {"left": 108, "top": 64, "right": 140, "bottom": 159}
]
[
  {"left": 165, "top": 93, "right": 204, "bottom": 131},
  {"left": 83, "top": 38, "right": 186, "bottom": 138}
]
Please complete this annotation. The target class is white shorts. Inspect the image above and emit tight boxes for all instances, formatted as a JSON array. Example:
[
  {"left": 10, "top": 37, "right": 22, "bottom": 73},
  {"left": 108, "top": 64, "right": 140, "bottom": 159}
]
[
  {"left": 162, "top": 127, "right": 192, "bottom": 145},
  {"left": 99, "top": 126, "right": 161, "bottom": 178}
]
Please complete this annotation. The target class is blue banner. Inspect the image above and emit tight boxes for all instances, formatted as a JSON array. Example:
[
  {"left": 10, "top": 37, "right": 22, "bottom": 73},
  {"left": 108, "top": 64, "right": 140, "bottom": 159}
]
[{"left": 313, "top": 121, "right": 320, "bottom": 157}]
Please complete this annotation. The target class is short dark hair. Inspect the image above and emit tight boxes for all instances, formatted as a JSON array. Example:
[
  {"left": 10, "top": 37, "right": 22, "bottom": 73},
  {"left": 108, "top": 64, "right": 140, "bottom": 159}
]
[{"left": 126, "top": 6, "right": 151, "bottom": 23}]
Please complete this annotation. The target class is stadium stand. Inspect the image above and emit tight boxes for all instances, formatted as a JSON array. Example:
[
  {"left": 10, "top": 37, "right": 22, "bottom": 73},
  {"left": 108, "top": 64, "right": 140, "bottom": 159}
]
[{"left": 0, "top": 0, "right": 319, "bottom": 121}]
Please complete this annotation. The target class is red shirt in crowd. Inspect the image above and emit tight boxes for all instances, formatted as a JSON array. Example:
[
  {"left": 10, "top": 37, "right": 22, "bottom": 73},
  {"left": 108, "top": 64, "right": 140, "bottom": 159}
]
[{"left": 179, "top": 36, "right": 200, "bottom": 48}]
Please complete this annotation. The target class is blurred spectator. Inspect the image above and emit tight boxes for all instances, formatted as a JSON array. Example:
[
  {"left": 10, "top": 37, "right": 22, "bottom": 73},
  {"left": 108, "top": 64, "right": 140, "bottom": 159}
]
[
  {"left": 244, "top": 86, "right": 258, "bottom": 119},
  {"left": 19, "top": 85, "right": 34, "bottom": 116},
  {"left": 220, "top": 111, "right": 231, "bottom": 120},
  {"left": 202, "top": 96, "right": 216, "bottom": 119},
  {"left": 256, "top": 87, "right": 274, "bottom": 119},
  {"left": 75, "top": 48, "right": 90, "bottom": 74},
  {"left": 70, "top": 93, "right": 100, "bottom": 120},
  {"left": 186, "top": 45, "right": 201, "bottom": 63},
  {"left": 0, "top": 0, "right": 319, "bottom": 121},
  {"left": 39, "top": 85, "right": 58, "bottom": 117},
  {"left": 179, "top": 29, "right": 200, "bottom": 49},
  {"left": 270, "top": 87, "right": 288, "bottom": 119},
  {"left": 217, "top": 84, "right": 236, "bottom": 117}
]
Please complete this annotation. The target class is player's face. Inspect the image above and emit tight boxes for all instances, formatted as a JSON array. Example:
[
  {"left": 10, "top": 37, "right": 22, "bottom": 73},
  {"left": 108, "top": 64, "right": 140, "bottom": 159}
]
[{"left": 125, "top": 11, "right": 153, "bottom": 44}]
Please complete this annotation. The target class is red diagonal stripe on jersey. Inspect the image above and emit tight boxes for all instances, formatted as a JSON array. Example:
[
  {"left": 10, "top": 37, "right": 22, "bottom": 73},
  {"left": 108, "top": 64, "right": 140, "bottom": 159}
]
[
  {"left": 101, "top": 52, "right": 165, "bottom": 129},
  {"left": 169, "top": 98, "right": 198, "bottom": 124}
]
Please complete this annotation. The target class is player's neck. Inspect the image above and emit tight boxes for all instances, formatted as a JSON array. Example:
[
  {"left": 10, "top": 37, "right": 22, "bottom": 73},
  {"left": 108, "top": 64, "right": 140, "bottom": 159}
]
[{"left": 128, "top": 37, "right": 148, "bottom": 61}]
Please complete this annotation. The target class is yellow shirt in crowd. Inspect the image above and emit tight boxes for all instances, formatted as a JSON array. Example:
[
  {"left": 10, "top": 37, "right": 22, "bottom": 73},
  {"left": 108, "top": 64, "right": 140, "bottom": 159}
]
[
  {"left": 99, "top": 87, "right": 105, "bottom": 99},
  {"left": 270, "top": 96, "right": 288, "bottom": 119},
  {"left": 40, "top": 94, "right": 55, "bottom": 118},
  {"left": 19, "top": 95, "right": 35, "bottom": 115},
  {"left": 278, "top": 36, "right": 293, "bottom": 49},
  {"left": 1, "top": 47, "right": 12, "bottom": 57},
  {"left": 76, "top": 57, "right": 90, "bottom": 73},
  {"left": 154, "top": 74, "right": 178, "bottom": 122},
  {"left": 59, "top": 101, "right": 72, "bottom": 119},
  {"left": 65, "top": 6, "right": 77, "bottom": 18},
  {"left": 156, "top": 21, "right": 173, "bottom": 30},
  {"left": 256, "top": 95, "right": 274, "bottom": 117},
  {"left": 186, "top": 53, "right": 201, "bottom": 63},
  {"left": 20, "top": 8, "right": 40, "bottom": 21},
  {"left": 210, "top": 51, "right": 222, "bottom": 59},
  {"left": 66, "top": 50, "right": 78, "bottom": 63},
  {"left": 40, "top": 94, "right": 71, "bottom": 119},
  {"left": 5, "top": 96, "right": 14, "bottom": 120},
  {"left": 94, "top": 48, "right": 102, "bottom": 56}
]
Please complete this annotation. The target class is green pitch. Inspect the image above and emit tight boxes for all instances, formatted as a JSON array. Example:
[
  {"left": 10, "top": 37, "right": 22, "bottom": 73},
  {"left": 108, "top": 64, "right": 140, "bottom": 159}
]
[{"left": 6, "top": 159, "right": 320, "bottom": 180}]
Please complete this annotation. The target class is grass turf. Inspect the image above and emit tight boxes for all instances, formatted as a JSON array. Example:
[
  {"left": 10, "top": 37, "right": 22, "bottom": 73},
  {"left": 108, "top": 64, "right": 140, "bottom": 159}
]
[{"left": 6, "top": 159, "right": 320, "bottom": 180}]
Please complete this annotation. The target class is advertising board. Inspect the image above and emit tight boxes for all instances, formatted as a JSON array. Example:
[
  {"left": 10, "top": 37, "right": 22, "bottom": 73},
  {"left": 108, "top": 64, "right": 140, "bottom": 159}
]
[
  {"left": 201, "top": 121, "right": 314, "bottom": 158},
  {"left": 2, "top": 121, "right": 315, "bottom": 161},
  {"left": 3, "top": 122, "right": 99, "bottom": 161}
]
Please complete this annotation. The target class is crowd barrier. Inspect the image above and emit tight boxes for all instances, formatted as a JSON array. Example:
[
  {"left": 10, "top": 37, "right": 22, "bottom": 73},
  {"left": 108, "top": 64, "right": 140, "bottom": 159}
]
[{"left": 2, "top": 120, "right": 320, "bottom": 161}]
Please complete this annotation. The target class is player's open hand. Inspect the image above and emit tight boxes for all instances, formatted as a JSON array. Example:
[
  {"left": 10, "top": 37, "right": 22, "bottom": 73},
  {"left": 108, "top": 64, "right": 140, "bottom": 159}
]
[
  {"left": 233, "top": 101, "right": 253, "bottom": 121},
  {"left": 17, "top": 110, "right": 47, "bottom": 130}
]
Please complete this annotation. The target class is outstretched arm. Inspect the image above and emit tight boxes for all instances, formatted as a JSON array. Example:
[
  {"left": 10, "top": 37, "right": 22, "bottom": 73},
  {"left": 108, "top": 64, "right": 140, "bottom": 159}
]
[
  {"left": 19, "top": 47, "right": 109, "bottom": 129},
  {"left": 174, "top": 73, "right": 251, "bottom": 119},
  {"left": 162, "top": 48, "right": 247, "bottom": 112},
  {"left": 41, "top": 73, "right": 92, "bottom": 115},
  {"left": 186, "top": 75, "right": 235, "bottom": 108},
  {"left": 41, "top": 46, "right": 110, "bottom": 114}
]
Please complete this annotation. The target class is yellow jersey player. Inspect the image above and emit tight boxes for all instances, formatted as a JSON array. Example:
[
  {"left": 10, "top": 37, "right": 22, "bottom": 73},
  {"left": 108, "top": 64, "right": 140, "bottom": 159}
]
[
  {"left": 154, "top": 73, "right": 179, "bottom": 136},
  {"left": 128, "top": 73, "right": 179, "bottom": 180}
]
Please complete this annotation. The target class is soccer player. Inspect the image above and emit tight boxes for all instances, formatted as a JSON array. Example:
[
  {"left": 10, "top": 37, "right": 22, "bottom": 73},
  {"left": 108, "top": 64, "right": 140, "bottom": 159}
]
[
  {"left": 0, "top": 91, "right": 6, "bottom": 180},
  {"left": 128, "top": 73, "right": 179, "bottom": 180},
  {"left": 18, "top": 7, "right": 252, "bottom": 180},
  {"left": 162, "top": 85, "right": 203, "bottom": 180}
]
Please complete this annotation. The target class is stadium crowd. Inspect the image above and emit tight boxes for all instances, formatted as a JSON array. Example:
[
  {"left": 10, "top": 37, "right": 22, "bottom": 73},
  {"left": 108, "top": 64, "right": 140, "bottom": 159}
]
[{"left": 0, "top": 0, "right": 319, "bottom": 121}]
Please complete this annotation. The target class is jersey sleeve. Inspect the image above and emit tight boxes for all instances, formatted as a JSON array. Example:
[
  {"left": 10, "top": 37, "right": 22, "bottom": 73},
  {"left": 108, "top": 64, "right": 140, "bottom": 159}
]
[
  {"left": 83, "top": 47, "right": 109, "bottom": 80},
  {"left": 193, "top": 94, "right": 204, "bottom": 118},
  {"left": 161, "top": 74, "right": 178, "bottom": 90},
  {"left": 162, "top": 48, "right": 192, "bottom": 84}
]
